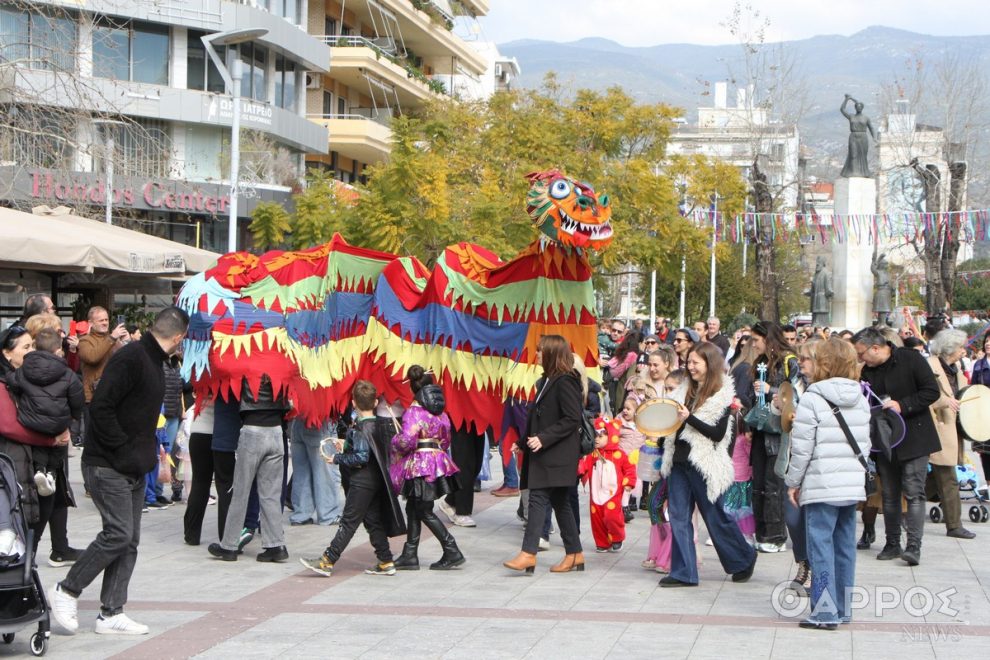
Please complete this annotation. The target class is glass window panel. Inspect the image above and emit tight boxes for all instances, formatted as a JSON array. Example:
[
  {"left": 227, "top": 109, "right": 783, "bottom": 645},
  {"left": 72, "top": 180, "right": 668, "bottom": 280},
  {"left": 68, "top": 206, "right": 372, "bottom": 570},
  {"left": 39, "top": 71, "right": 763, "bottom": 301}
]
[
  {"left": 274, "top": 54, "right": 284, "bottom": 108},
  {"left": 32, "top": 13, "right": 77, "bottom": 73},
  {"left": 93, "top": 24, "right": 129, "bottom": 80},
  {"left": 238, "top": 43, "right": 252, "bottom": 98},
  {"left": 132, "top": 23, "right": 169, "bottom": 84},
  {"left": 183, "top": 125, "right": 222, "bottom": 180},
  {"left": 186, "top": 30, "right": 206, "bottom": 90},
  {"left": 284, "top": 0, "right": 296, "bottom": 25},
  {"left": 283, "top": 62, "right": 296, "bottom": 112},
  {"left": 323, "top": 91, "right": 332, "bottom": 115},
  {"left": 251, "top": 44, "right": 266, "bottom": 101},
  {"left": 0, "top": 8, "right": 29, "bottom": 64}
]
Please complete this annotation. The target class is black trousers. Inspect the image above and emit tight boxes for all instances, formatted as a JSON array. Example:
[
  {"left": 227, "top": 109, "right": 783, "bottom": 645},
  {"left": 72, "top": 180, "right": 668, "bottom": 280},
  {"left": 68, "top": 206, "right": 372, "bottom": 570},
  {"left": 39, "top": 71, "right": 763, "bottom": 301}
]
[
  {"left": 522, "top": 487, "right": 582, "bottom": 555},
  {"left": 326, "top": 469, "right": 391, "bottom": 563},
  {"left": 751, "top": 432, "right": 787, "bottom": 545},
  {"left": 213, "top": 450, "right": 236, "bottom": 541},
  {"left": 445, "top": 426, "right": 485, "bottom": 515},
  {"left": 29, "top": 494, "right": 55, "bottom": 556},
  {"left": 183, "top": 433, "right": 214, "bottom": 544},
  {"left": 405, "top": 496, "right": 453, "bottom": 548}
]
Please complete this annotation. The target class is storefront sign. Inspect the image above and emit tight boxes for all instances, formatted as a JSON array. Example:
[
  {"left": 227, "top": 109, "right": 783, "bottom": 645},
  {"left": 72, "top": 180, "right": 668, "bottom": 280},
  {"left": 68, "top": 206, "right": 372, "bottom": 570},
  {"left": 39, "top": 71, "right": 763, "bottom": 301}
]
[
  {"left": 206, "top": 97, "right": 275, "bottom": 128},
  {"left": 129, "top": 252, "right": 186, "bottom": 274}
]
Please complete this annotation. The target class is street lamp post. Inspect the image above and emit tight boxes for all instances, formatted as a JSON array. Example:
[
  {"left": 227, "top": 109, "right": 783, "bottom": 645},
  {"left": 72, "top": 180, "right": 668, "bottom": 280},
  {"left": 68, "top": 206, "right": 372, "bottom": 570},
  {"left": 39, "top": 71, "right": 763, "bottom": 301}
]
[
  {"left": 91, "top": 119, "right": 126, "bottom": 225},
  {"left": 200, "top": 28, "right": 269, "bottom": 253},
  {"left": 710, "top": 193, "right": 718, "bottom": 319}
]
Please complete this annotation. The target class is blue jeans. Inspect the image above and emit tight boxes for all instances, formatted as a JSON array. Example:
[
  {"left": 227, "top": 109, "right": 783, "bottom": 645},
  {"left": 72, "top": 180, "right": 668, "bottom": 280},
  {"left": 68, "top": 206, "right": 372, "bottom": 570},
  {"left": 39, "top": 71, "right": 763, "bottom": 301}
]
[
  {"left": 785, "top": 496, "right": 807, "bottom": 563},
  {"left": 145, "top": 417, "right": 179, "bottom": 503},
  {"left": 289, "top": 419, "right": 342, "bottom": 525},
  {"left": 804, "top": 502, "right": 857, "bottom": 624},
  {"left": 503, "top": 452, "right": 519, "bottom": 489},
  {"left": 668, "top": 462, "right": 756, "bottom": 584}
]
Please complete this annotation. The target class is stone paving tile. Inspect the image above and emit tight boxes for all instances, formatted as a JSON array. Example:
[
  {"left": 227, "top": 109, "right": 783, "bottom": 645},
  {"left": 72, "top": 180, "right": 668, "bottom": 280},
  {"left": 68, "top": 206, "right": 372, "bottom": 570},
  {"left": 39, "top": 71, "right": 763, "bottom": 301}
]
[
  {"left": 850, "top": 630, "right": 937, "bottom": 659},
  {"left": 605, "top": 622, "right": 702, "bottom": 660},
  {"left": 688, "top": 624, "right": 776, "bottom": 658},
  {"left": 523, "top": 620, "right": 628, "bottom": 659}
]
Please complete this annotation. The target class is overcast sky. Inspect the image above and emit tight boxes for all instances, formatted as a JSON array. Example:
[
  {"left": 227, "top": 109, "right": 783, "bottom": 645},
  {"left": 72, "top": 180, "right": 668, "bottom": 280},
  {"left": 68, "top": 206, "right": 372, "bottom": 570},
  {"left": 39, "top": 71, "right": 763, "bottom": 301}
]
[{"left": 478, "top": 0, "right": 990, "bottom": 47}]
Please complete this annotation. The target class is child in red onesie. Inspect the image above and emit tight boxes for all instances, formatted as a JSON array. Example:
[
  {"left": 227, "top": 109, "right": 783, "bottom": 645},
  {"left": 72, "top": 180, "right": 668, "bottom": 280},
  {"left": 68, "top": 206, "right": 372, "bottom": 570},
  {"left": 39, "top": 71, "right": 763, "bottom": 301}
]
[{"left": 579, "top": 416, "right": 636, "bottom": 552}]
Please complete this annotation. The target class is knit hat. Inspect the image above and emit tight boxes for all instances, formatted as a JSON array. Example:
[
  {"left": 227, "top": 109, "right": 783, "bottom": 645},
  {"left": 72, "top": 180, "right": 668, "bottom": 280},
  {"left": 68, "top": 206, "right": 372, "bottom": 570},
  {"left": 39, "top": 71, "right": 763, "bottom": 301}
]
[{"left": 643, "top": 334, "right": 660, "bottom": 343}]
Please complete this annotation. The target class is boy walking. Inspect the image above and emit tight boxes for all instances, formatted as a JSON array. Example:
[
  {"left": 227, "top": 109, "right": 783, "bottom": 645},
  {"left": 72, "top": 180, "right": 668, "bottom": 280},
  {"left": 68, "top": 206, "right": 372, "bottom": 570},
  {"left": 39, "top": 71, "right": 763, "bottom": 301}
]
[{"left": 299, "top": 380, "right": 405, "bottom": 577}]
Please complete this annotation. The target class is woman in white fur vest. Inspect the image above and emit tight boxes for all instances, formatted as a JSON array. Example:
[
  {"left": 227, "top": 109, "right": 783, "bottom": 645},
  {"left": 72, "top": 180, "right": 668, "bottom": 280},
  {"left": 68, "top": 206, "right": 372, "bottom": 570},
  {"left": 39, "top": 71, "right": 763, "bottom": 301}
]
[
  {"left": 659, "top": 343, "right": 758, "bottom": 587},
  {"left": 785, "top": 337, "right": 871, "bottom": 630}
]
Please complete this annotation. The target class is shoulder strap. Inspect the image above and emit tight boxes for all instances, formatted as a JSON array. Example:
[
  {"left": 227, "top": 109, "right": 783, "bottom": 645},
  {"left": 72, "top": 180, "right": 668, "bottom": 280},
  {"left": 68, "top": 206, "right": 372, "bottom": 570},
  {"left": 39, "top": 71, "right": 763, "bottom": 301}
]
[
  {"left": 821, "top": 396, "right": 870, "bottom": 471},
  {"left": 783, "top": 354, "right": 798, "bottom": 379}
]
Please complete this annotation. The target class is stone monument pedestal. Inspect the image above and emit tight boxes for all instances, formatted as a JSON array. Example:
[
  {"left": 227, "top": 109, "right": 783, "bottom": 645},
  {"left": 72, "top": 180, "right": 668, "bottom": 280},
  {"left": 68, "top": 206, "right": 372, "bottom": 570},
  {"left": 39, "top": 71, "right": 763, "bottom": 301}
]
[{"left": 831, "top": 177, "right": 876, "bottom": 331}]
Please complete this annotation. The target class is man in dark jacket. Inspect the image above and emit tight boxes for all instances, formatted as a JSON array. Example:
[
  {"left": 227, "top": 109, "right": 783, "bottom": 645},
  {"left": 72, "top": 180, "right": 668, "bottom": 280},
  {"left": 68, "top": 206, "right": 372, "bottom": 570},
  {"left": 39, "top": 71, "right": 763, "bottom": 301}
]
[
  {"left": 854, "top": 327, "right": 940, "bottom": 567},
  {"left": 50, "top": 307, "right": 188, "bottom": 636}
]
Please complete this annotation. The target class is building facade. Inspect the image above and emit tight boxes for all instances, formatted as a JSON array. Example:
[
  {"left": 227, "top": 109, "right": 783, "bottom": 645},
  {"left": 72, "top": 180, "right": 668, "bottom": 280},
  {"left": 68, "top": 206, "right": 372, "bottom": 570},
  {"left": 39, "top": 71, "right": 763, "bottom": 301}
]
[{"left": 0, "top": 0, "right": 330, "bottom": 252}]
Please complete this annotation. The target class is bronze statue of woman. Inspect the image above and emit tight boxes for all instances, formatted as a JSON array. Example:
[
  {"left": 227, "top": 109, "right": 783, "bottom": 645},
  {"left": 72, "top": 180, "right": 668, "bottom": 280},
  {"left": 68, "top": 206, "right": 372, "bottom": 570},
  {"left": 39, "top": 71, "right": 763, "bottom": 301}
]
[{"left": 839, "top": 94, "right": 877, "bottom": 178}]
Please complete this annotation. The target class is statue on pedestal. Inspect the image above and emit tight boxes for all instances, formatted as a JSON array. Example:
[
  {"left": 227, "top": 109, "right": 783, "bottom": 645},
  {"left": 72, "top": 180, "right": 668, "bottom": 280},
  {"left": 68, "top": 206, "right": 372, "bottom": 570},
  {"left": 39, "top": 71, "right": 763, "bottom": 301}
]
[
  {"left": 839, "top": 94, "right": 877, "bottom": 178},
  {"left": 808, "top": 256, "right": 833, "bottom": 327},
  {"left": 871, "top": 254, "right": 894, "bottom": 322}
]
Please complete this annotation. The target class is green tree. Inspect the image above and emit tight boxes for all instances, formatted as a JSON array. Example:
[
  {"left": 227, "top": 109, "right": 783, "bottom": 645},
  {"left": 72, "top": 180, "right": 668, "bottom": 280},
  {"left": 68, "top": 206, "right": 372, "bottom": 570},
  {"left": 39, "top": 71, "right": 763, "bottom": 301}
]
[
  {"left": 291, "top": 169, "right": 351, "bottom": 249},
  {"left": 953, "top": 258, "right": 990, "bottom": 312},
  {"left": 248, "top": 201, "right": 292, "bottom": 251}
]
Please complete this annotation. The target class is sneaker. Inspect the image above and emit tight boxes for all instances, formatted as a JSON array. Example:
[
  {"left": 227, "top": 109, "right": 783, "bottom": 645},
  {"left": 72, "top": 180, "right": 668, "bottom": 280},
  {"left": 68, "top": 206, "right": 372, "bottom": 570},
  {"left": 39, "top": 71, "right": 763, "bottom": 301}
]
[
  {"left": 207, "top": 543, "right": 237, "bottom": 561},
  {"left": 790, "top": 560, "right": 811, "bottom": 591},
  {"left": 641, "top": 559, "right": 657, "bottom": 570},
  {"left": 537, "top": 537, "right": 550, "bottom": 551},
  {"left": 257, "top": 546, "right": 289, "bottom": 563},
  {"left": 95, "top": 612, "right": 149, "bottom": 635},
  {"left": 364, "top": 561, "right": 396, "bottom": 576},
  {"left": 207, "top": 494, "right": 217, "bottom": 505},
  {"left": 438, "top": 499, "right": 457, "bottom": 523},
  {"left": 623, "top": 507, "right": 634, "bottom": 523},
  {"left": 170, "top": 490, "right": 183, "bottom": 503},
  {"left": 34, "top": 471, "right": 55, "bottom": 497},
  {"left": 48, "top": 548, "right": 82, "bottom": 568},
  {"left": 49, "top": 583, "right": 78, "bottom": 634},
  {"left": 237, "top": 527, "right": 256, "bottom": 552},
  {"left": 900, "top": 544, "right": 920, "bottom": 566},
  {"left": 299, "top": 554, "right": 335, "bottom": 577},
  {"left": 655, "top": 565, "right": 669, "bottom": 574},
  {"left": 141, "top": 505, "right": 149, "bottom": 513},
  {"left": 155, "top": 496, "right": 172, "bottom": 507},
  {"left": 876, "top": 542, "right": 903, "bottom": 561},
  {"left": 610, "top": 542, "right": 622, "bottom": 552},
  {"left": 452, "top": 515, "right": 476, "bottom": 528},
  {"left": 757, "top": 542, "right": 785, "bottom": 553},
  {"left": 595, "top": 546, "right": 610, "bottom": 553},
  {"left": 146, "top": 501, "right": 169, "bottom": 510}
]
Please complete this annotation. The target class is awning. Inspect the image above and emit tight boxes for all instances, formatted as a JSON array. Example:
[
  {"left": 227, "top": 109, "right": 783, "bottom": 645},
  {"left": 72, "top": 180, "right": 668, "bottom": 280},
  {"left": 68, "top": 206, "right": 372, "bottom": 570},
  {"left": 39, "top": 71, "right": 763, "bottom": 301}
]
[{"left": 1, "top": 205, "right": 219, "bottom": 275}]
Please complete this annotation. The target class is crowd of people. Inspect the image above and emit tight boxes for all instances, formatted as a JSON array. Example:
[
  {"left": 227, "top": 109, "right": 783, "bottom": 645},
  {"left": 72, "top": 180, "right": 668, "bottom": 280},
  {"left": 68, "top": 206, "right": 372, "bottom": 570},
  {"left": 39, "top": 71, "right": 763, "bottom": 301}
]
[{"left": 0, "top": 292, "right": 987, "bottom": 637}]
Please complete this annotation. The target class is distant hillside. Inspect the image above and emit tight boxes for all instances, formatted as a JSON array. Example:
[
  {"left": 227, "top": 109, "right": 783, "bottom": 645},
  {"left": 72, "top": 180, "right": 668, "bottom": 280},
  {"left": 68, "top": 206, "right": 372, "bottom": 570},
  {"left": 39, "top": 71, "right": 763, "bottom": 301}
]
[{"left": 499, "top": 26, "right": 990, "bottom": 196}]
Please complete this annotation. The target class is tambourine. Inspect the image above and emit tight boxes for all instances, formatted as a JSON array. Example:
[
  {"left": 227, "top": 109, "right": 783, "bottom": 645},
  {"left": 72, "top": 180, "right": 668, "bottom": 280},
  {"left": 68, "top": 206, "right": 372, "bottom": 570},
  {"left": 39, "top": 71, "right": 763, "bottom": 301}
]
[
  {"left": 958, "top": 384, "right": 990, "bottom": 443},
  {"left": 779, "top": 381, "right": 796, "bottom": 433},
  {"left": 319, "top": 437, "right": 340, "bottom": 461},
  {"left": 635, "top": 398, "right": 682, "bottom": 437}
]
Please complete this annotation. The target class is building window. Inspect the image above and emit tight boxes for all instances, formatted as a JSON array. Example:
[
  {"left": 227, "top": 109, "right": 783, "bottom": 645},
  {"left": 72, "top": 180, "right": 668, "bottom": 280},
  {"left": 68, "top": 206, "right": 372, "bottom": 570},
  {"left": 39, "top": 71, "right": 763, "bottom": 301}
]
[
  {"left": 323, "top": 91, "right": 333, "bottom": 115},
  {"left": 93, "top": 19, "right": 169, "bottom": 85},
  {"left": 273, "top": 55, "right": 296, "bottom": 111},
  {"left": 324, "top": 18, "right": 337, "bottom": 35},
  {"left": 186, "top": 30, "right": 225, "bottom": 93},
  {"left": 0, "top": 7, "right": 77, "bottom": 73},
  {"left": 98, "top": 118, "right": 172, "bottom": 178},
  {"left": 337, "top": 96, "right": 346, "bottom": 116},
  {"left": 0, "top": 105, "right": 75, "bottom": 169},
  {"left": 238, "top": 42, "right": 267, "bottom": 102}
]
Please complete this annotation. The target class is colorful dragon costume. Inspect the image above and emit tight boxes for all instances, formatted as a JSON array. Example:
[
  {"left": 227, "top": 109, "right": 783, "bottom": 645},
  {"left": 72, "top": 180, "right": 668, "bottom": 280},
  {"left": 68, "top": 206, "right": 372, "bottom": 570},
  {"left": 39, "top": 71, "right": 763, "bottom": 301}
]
[{"left": 177, "top": 169, "right": 613, "bottom": 447}]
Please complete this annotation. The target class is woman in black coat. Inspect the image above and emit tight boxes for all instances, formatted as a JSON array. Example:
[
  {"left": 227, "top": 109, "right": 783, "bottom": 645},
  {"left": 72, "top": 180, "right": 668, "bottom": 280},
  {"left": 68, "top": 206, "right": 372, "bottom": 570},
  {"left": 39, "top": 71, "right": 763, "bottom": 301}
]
[{"left": 504, "top": 335, "right": 584, "bottom": 574}]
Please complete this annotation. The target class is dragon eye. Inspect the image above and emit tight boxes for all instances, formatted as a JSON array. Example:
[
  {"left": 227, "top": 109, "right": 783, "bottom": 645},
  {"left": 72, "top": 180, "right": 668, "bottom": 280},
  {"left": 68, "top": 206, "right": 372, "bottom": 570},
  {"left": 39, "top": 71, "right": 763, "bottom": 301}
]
[{"left": 549, "top": 180, "right": 571, "bottom": 199}]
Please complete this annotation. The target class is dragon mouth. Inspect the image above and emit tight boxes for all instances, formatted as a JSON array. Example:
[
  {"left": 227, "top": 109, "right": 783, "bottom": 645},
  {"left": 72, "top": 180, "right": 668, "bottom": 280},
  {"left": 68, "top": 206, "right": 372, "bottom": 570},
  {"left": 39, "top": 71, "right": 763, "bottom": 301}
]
[{"left": 558, "top": 209, "right": 613, "bottom": 242}]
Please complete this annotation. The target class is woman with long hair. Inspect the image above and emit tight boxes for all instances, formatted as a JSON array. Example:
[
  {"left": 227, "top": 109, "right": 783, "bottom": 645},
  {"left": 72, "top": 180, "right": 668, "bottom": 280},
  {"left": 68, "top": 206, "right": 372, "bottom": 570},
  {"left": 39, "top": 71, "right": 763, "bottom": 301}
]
[
  {"left": 785, "top": 337, "right": 871, "bottom": 629},
  {"left": 749, "top": 321, "right": 800, "bottom": 554},
  {"left": 505, "top": 335, "right": 584, "bottom": 574},
  {"left": 604, "top": 332, "right": 640, "bottom": 415},
  {"left": 391, "top": 365, "right": 465, "bottom": 570},
  {"left": 658, "top": 343, "right": 757, "bottom": 587}
]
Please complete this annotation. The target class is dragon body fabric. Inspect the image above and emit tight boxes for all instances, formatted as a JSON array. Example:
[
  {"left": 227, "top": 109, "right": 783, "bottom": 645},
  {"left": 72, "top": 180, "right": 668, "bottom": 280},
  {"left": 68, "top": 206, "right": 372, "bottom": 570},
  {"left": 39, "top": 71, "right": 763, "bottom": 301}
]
[{"left": 177, "top": 169, "right": 613, "bottom": 448}]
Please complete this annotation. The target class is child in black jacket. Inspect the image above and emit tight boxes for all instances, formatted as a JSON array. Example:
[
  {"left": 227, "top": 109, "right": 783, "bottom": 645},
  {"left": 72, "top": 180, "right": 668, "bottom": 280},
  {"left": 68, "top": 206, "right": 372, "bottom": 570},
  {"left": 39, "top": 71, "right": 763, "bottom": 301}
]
[
  {"left": 299, "top": 380, "right": 405, "bottom": 577},
  {"left": 6, "top": 328, "right": 83, "bottom": 496}
]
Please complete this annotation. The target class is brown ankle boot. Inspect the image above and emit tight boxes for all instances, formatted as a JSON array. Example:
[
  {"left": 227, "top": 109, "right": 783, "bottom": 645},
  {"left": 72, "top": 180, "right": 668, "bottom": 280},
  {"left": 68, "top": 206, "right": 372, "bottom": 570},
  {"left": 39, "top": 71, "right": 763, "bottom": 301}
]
[
  {"left": 503, "top": 551, "right": 537, "bottom": 573},
  {"left": 550, "top": 552, "right": 585, "bottom": 573}
]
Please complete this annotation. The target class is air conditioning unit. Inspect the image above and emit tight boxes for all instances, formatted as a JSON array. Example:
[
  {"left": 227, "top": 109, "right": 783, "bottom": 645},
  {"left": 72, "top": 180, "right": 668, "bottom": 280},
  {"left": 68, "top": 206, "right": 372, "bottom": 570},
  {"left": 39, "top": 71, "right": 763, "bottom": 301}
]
[{"left": 305, "top": 73, "right": 322, "bottom": 89}]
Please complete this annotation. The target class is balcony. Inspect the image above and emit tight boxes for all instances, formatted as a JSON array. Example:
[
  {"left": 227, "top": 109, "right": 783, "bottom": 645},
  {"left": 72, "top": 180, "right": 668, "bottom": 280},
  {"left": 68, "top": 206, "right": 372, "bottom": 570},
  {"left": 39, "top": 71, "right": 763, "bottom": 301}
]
[
  {"left": 317, "top": 36, "right": 445, "bottom": 107},
  {"left": 347, "top": 0, "right": 487, "bottom": 76},
  {"left": 455, "top": 0, "right": 489, "bottom": 16},
  {"left": 307, "top": 111, "right": 393, "bottom": 165}
]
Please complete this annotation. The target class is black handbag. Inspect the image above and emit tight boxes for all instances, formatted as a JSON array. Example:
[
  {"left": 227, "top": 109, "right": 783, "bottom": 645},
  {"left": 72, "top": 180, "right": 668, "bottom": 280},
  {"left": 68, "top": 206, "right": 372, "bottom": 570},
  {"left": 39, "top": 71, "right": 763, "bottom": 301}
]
[{"left": 823, "top": 397, "right": 877, "bottom": 496}]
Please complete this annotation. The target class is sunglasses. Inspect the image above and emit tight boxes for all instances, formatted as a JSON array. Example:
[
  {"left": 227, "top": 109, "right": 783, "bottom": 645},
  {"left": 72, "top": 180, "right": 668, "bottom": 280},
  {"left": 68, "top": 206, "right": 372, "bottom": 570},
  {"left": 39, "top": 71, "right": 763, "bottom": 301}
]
[
  {"left": 610, "top": 328, "right": 623, "bottom": 334},
  {"left": 645, "top": 340, "right": 658, "bottom": 345}
]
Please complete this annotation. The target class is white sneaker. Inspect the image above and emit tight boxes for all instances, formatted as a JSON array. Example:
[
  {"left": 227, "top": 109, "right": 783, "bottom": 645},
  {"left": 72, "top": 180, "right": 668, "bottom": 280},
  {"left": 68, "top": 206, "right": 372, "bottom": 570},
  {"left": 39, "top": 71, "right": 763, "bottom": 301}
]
[
  {"left": 95, "top": 612, "right": 149, "bottom": 635},
  {"left": 452, "top": 515, "right": 476, "bottom": 528},
  {"left": 538, "top": 537, "right": 550, "bottom": 551},
  {"left": 757, "top": 542, "right": 785, "bottom": 553},
  {"left": 437, "top": 499, "right": 457, "bottom": 523},
  {"left": 49, "top": 583, "right": 78, "bottom": 634},
  {"left": 34, "top": 471, "right": 55, "bottom": 497}
]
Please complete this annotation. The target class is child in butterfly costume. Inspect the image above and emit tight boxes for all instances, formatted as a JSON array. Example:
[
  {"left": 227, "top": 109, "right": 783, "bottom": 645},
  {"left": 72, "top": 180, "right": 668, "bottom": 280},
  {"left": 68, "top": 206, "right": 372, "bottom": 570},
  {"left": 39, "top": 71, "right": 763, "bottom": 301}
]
[{"left": 578, "top": 416, "right": 636, "bottom": 552}]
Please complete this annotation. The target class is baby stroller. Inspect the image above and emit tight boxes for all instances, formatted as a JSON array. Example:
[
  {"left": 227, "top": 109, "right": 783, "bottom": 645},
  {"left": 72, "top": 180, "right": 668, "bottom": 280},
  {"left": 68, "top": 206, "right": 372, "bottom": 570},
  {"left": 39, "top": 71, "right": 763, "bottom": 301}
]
[
  {"left": 928, "top": 463, "right": 990, "bottom": 525},
  {"left": 0, "top": 453, "right": 50, "bottom": 656}
]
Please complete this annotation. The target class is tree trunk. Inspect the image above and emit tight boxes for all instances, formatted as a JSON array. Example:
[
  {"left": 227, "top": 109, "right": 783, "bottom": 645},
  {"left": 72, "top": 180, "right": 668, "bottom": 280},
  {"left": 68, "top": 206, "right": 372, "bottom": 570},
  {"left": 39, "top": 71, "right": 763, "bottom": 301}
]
[
  {"left": 912, "top": 161, "right": 946, "bottom": 315},
  {"left": 750, "top": 160, "right": 779, "bottom": 321},
  {"left": 941, "top": 161, "right": 967, "bottom": 309}
]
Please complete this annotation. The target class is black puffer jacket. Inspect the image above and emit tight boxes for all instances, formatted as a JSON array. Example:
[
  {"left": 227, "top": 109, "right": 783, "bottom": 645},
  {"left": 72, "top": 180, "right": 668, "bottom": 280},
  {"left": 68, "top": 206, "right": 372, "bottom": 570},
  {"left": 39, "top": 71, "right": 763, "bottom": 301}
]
[
  {"left": 162, "top": 356, "right": 186, "bottom": 419},
  {"left": 5, "top": 351, "right": 84, "bottom": 436},
  {"left": 414, "top": 384, "right": 445, "bottom": 416}
]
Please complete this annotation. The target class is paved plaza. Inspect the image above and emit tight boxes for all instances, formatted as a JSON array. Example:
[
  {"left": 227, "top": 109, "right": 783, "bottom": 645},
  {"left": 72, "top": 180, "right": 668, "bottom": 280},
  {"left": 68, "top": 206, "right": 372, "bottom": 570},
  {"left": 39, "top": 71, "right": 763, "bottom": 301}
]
[{"left": 4, "top": 456, "right": 990, "bottom": 659}]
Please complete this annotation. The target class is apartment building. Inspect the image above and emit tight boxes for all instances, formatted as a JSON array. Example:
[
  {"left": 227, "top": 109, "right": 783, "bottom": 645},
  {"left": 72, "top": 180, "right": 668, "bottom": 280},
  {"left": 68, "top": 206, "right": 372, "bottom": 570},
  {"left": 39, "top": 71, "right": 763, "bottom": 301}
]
[
  {"left": 303, "top": 0, "right": 490, "bottom": 183},
  {"left": 0, "top": 0, "right": 330, "bottom": 252}
]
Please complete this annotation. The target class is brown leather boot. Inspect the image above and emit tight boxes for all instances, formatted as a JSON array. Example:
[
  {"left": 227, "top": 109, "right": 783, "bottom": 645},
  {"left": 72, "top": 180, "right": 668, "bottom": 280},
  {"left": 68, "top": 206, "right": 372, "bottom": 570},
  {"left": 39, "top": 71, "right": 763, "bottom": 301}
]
[
  {"left": 550, "top": 552, "right": 585, "bottom": 573},
  {"left": 503, "top": 551, "right": 537, "bottom": 574}
]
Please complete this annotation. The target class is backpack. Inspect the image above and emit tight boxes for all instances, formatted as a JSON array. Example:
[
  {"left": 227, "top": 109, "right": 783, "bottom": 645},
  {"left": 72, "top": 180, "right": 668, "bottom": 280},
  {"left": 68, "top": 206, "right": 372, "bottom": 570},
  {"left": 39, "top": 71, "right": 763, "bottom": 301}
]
[{"left": 578, "top": 412, "right": 596, "bottom": 456}]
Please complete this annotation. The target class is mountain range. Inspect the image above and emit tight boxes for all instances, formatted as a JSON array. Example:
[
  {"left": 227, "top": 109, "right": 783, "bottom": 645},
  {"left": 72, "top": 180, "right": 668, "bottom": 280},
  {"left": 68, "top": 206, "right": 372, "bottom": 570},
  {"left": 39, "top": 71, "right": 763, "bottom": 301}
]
[{"left": 498, "top": 26, "right": 990, "bottom": 187}]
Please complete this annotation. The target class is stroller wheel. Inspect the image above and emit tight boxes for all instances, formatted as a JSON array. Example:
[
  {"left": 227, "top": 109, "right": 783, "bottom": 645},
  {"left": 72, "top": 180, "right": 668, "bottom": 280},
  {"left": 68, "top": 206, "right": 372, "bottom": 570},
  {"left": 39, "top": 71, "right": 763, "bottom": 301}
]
[
  {"left": 2, "top": 633, "right": 13, "bottom": 644},
  {"left": 930, "top": 506, "right": 942, "bottom": 523},
  {"left": 29, "top": 632, "right": 46, "bottom": 656},
  {"left": 969, "top": 506, "right": 981, "bottom": 523},
  {"left": 982, "top": 506, "right": 989, "bottom": 523}
]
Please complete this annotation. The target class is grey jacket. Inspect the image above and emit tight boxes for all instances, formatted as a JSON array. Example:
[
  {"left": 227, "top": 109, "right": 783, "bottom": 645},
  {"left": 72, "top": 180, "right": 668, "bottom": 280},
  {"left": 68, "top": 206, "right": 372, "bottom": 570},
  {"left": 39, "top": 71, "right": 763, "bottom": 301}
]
[{"left": 785, "top": 378, "right": 871, "bottom": 506}]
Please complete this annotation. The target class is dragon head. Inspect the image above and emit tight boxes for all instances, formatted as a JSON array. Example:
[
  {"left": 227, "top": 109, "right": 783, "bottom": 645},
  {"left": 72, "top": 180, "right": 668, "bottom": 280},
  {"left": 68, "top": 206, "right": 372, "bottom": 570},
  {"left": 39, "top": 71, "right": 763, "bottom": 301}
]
[{"left": 526, "top": 169, "right": 613, "bottom": 250}]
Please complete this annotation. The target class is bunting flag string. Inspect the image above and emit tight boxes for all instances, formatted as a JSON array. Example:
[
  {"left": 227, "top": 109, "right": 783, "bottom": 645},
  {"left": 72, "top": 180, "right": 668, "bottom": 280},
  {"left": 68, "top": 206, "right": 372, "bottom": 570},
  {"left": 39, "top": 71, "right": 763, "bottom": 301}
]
[{"left": 689, "top": 209, "right": 990, "bottom": 245}]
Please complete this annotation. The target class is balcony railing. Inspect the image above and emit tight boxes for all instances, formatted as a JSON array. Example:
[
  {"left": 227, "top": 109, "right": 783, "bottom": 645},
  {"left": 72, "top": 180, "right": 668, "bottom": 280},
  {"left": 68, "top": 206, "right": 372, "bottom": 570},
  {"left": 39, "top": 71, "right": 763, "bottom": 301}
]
[
  {"left": 318, "top": 35, "right": 399, "bottom": 58},
  {"left": 308, "top": 109, "right": 393, "bottom": 128}
]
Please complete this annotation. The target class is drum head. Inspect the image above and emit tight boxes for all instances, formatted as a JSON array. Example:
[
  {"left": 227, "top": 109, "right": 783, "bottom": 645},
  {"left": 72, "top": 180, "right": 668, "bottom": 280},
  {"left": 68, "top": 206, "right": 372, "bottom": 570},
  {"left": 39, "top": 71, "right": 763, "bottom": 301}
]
[
  {"left": 958, "top": 384, "right": 990, "bottom": 442},
  {"left": 635, "top": 398, "right": 681, "bottom": 437},
  {"left": 779, "top": 382, "right": 796, "bottom": 433}
]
